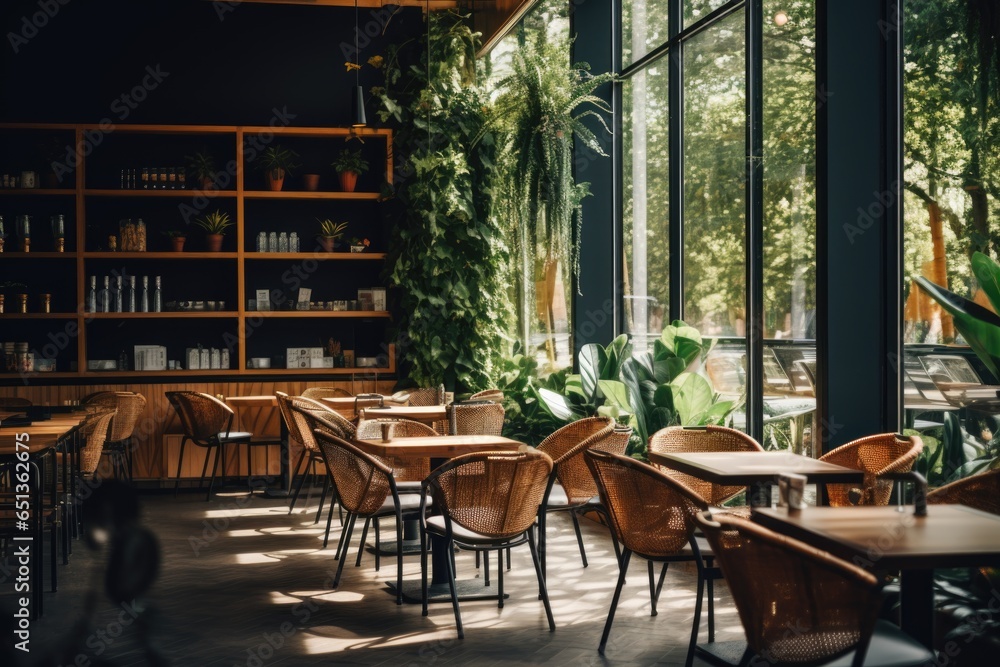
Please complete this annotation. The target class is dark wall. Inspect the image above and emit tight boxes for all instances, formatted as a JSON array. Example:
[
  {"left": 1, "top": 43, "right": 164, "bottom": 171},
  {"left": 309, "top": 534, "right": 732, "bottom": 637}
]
[{"left": 0, "top": 0, "right": 423, "bottom": 126}]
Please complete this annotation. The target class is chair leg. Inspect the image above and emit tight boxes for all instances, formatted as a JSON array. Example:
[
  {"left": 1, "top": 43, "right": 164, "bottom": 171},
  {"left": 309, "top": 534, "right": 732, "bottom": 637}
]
[
  {"left": 649, "top": 562, "right": 669, "bottom": 616},
  {"left": 206, "top": 446, "right": 222, "bottom": 502},
  {"left": 421, "top": 526, "right": 430, "bottom": 617},
  {"left": 374, "top": 517, "right": 381, "bottom": 571},
  {"left": 707, "top": 568, "right": 716, "bottom": 642},
  {"left": 443, "top": 538, "right": 464, "bottom": 639},
  {"left": 538, "top": 510, "right": 548, "bottom": 589},
  {"left": 571, "top": 511, "right": 588, "bottom": 568},
  {"left": 287, "top": 450, "right": 308, "bottom": 514},
  {"left": 173, "top": 438, "right": 188, "bottom": 497},
  {"left": 333, "top": 514, "right": 357, "bottom": 588},
  {"left": 497, "top": 548, "right": 504, "bottom": 608},
  {"left": 506, "top": 545, "right": 511, "bottom": 570},
  {"left": 686, "top": 559, "right": 706, "bottom": 667},
  {"left": 355, "top": 518, "right": 371, "bottom": 567},
  {"left": 599, "top": 549, "right": 632, "bottom": 654},
  {"left": 335, "top": 512, "right": 353, "bottom": 560},
  {"left": 484, "top": 548, "right": 490, "bottom": 586},
  {"left": 527, "top": 528, "right": 555, "bottom": 632},
  {"left": 322, "top": 498, "right": 337, "bottom": 550},
  {"left": 394, "top": 513, "right": 404, "bottom": 605},
  {"left": 314, "top": 475, "right": 330, "bottom": 524}
]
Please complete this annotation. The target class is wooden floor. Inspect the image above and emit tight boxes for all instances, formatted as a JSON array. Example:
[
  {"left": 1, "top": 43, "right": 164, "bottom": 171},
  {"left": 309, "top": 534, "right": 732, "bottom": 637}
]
[{"left": 2, "top": 489, "right": 743, "bottom": 666}]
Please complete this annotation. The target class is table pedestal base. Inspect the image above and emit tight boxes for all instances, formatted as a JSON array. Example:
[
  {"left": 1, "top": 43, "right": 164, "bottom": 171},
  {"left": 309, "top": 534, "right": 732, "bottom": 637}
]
[
  {"left": 388, "top": 579, "right": 510, "bottom": 604},
  {"left": 368, "top": 539, "right": 424, "bottom": 557},
  {"left": 695, "top": 640, "right": 748, "bottom": 666}
]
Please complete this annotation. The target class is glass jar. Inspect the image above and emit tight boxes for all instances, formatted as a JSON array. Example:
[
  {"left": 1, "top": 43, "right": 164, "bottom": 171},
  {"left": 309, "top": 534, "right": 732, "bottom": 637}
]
[
  {"left": 268, "top": 232, "right": 277, "bottom": 253},
  {"left": 119, "top": 218, "right": 147, "bottom": 252},
  {"left": 278, "top": 232, "right": 289, "bottom": 252},
  {"left": 257, "top": 232, "right": 267, "bottom": 253}
]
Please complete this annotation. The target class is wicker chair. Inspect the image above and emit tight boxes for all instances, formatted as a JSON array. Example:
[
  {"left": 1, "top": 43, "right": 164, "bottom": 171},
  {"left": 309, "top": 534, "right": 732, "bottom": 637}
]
[
  {"left": 420, "top": 448, "right": 555, "bottom": 639},
  {"left": 277, "top": 392, "right": 326, "bottom": 516},
  {"left": 819, "top": 433, "right": 924, "bottom": 506},
  {"left": 289, "top": 397, "right": 354, "bottom": 537},
  {"left": 535, "top": 416, "right": 615, "bottom": 578},
  {"left": 406, "top": 387, "right": 444, "bottom": 406},
  {"left": 585, "top": 450, "right": 714, "bottom": 664},
  {"left": 648, "top": 425, "right": 764, "bottom": 513},
  {"left": 469, "top": 389, "right": 504, "bottom": 402},
  {"left": 696, "top": 512, "right": 935, "bottom": 667},
  {"left": 446, "top": 402, "right": 505, "bottom": 436},
  {"left": 79, "top": 409, "right": 117, "bottom": 477},
  {"left": 88, "top": 392, "right": 146, "bottom": 482},
  {"left": 301, "top": 387, "right": 352, "bottom": 400},
  {"left": 168, "top": 391, "right": 264, "bottom": 500},
  {"left": 928, "top": 469, "right": 1000, "bottom": 515},
  {"left": 313, "top": 430, "right": 425, "bottom": 605}
]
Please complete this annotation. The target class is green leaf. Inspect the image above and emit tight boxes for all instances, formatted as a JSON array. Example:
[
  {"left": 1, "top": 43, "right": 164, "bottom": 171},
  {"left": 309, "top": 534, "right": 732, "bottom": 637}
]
[
  {"left": 971, "top": 251, "right": 1000, "bottom": 315},
  {"left": 670, "top": 373, "right": 716, "bottom": 425},
  {"left": 598, "top": 379, "right": 633, "bottom": 413},
  {"left": 915, "top": 276, "right": 1000, "bottom": 379},
  {"left": 578, "top": 344, "right": 605, "bottom": 403},
  {"left": 537, "top": 387, "right": 577, "bottom": 421}
]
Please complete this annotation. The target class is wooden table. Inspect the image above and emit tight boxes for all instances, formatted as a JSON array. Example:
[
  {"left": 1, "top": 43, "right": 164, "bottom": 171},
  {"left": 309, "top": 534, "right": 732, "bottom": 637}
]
[
  {"left": 356, "top": 405, "right": 448, "bottom": 426},
  {"left": 319, "top": 395, "right": 401, "bottom": 418},
  {"left": 1, "top": 415, "right": 85, "bottom": 619},
  {"left": 647, "top": 450, "right": 864, "bottom": 507},
  {"left": 754, "top": 504, "right": 1000, "bottom": 648},
  {"left": 353, "top": 433, "right": 524, "bottom": 604}
]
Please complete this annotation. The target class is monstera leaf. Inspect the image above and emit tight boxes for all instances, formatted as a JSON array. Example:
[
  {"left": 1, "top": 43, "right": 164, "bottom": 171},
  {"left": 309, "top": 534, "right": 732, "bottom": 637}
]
[{"left": 915, "top": 274, "right": 1000, "bottom": 380}]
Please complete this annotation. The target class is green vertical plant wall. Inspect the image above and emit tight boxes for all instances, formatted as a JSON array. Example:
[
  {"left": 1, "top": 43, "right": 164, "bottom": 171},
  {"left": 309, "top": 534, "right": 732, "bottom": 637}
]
[{"left": 372, "top": 11, "right": 508, "bottom": 392}]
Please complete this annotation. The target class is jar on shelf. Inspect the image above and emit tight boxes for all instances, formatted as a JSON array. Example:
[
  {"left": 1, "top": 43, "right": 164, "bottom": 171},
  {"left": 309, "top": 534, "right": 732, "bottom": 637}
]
[{"left": 119, "top": 218, "right": 147, "bottom": 252}]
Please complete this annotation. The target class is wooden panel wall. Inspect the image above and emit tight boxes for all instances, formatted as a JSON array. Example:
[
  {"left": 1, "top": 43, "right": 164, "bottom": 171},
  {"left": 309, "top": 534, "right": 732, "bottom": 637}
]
[{"left": 0, "top": 379, "right": 395, "bottom": 482}]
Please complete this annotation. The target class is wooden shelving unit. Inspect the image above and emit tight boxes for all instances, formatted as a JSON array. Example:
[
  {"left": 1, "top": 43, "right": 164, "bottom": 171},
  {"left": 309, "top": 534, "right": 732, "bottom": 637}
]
[{"left": 0, "top": 122, "right": 396, "bottom": 382}]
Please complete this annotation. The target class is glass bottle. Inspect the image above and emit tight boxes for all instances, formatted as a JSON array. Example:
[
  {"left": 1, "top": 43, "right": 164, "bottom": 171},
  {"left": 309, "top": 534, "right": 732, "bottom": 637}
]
[
  {"left": 111, "top": 275, "right": 122, "bottom": 313},
  {"left": 98, "top": 276, "right": 110, "bottom": 313},
  {"left": 268, "top": 232, "right": 277, "bottom": 253},
  {"left": 153, "top": 275, "right": 162, "bottom": 313},
  {"left": 141, "top": 167, "right": 149, "bottom": 190},
  {"left": 140, "top": 276, "right": 149, "bottom": 313},
  {"left": 168, "top": 167, "right": 177, "bottom": 190},
  {"left": 118, "top": 349, "right": 128, "bottom": 371},
  {"left": 257, "top": 232, "right": 267, "bottom": 253},
  {"left": 16, "top": 215, "right": 30, "bottom": 252},
  {"left": 125, "top": 275, "right": 136, "bottom": 313},
  {"left": 278, "top": 232, "right": 289, "bottom": 253},
  {"left": 51, "top": 214, "right": 65, "bottom": 252},
  {"left": 289, "top": 232, "right": 299, "bottom": 252},
  {"left": 86, "top": 276, "right": 97, "bottom": 313}
]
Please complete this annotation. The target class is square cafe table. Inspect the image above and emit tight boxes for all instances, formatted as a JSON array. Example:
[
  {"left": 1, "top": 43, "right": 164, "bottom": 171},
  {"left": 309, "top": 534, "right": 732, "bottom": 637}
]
[
  {"left": 754, "top": 504, "right": 1000, "bottom": 649},
  {"left": 647, "top": 450, "right": 864, "bottom": 507},
  {"left": 354, "top": 404, "right": 448, "bottom": 426},
  {"left": 354, "top": 434, "right": 524, "bottom": 603}
]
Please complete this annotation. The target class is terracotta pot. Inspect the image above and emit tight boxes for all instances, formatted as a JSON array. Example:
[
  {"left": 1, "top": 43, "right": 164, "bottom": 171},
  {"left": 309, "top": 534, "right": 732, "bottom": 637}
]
[
  {"left": 206, "top": 234, "right": 224, "bottom": 252},
  {"left": 302, "top": 174, "right": 320, "bottom": 191},
  {"left": 318, "top": 237, "right": 336, "bottom": 252},
  {"left": 338, "top": 170, "right": 358, "bottom": 193},
  {"left": 200, "top": 176, "right": 214, "bottom": 190},
  {"left": 266, "top": 169, "right": 285, "bottom": 191},
  {"left": 170, "top": 237, "right": 186, "bottom": 252}
]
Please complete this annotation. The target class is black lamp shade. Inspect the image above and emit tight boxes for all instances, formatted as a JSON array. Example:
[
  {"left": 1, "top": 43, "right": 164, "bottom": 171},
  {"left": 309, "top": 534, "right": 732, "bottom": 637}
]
[{"left": 352, "top": 85, "right": 367, "bottom": 127}]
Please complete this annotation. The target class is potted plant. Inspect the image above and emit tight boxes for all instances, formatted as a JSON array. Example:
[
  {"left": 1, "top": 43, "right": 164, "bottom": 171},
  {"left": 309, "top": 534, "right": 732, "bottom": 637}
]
[
  {"left": 194, "top": 210, "right": 233, "bottom": 252},
  {"left": 163, "top": 230, "right": 187, "bottom": 252},
  {"left": 317, "top": 219, "right": 348, "bottom": 252},
  {"left": 349, "top": 236, "right": 370, "bottom": 253},
  {"left": 302, "top": 173, "right": 321, "bottom": 191},
  {"left": 256, "top": 145, "right": 300, "bottom": 191},
  {"left": 186, "top": 150, "right": 216, "bottom": 190},
  {"left": 332, "top": 149, "right": 369, "bottom": 193}
]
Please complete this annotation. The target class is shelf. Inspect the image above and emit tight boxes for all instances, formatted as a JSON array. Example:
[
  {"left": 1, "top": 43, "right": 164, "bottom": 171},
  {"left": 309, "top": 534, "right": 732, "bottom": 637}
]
[
  {"left": 243, "top": 367, "right": 392, "bottom": 375},
  {"left": 249, "top": 310, "right": 390, "bottom": 318},
  {"left": 79, "top": 369, "right": 236, "bottom": 378},
  {"left": 242, "top": 191, "right": 380, "bottom": 200},
  {"left": 2, "top": 372, "right": 81, "bottom": 379},
  {"left": 0, "top": 252, "right": 75, "bottom": 258},
  {"left": 0, "top": 313, "right": 80, "bottom": 319},
  {"left": 85, "top": 311, "right": 238, "bottom": 319},
  {"left": 245, "top": 252, "right": 386, "bottom": 260},
  {"left": 242, "top": 125, "right": 393, "bottom": 137},
  {"left": 0, "top": 188, "right": 75, "bottom": 196},
  {"left": 83, "top": 252, "right": 238, "bottom": 259},
  {"left": 84, "top": 189, "right": 238, "bottom": 198}
]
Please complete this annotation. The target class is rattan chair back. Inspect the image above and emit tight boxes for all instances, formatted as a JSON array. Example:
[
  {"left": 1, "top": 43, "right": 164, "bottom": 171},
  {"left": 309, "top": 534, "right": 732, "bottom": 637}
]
[
  {"left": 356, "top": 418, "right": 436, "bottom": 481},
  {"left": 470, "top": 389, "right": 504, "bottom": 402},
  {"left": 536, "top": 416, "right": 616, "bottom": 505},
  {"left": 820, "top": 433, "right": 924, "bottom": 506},
  {"left": 696, "top": 511, "right": 882, "bottom": 665},
  {"left": 425, "top": 448, "right": 553, "bottom": 540},
  {"left": 648, "top": 425, "right": 764, "bottom": 506},
  {"left": 301, "top": 386, "right": 352, "bottom": 399},
  {"left": 446, "top": 402, "right": 505, "bottom": 436},
  {"left": 80, "top": 409, "right": 117, "bottom": 475},
  {"left": 290, "top": 396, "right": 357, "bottom": 439},
  {"left": 574, "top": 425, "right": 633, "bottom": 499},
  {"left": 276, "top": 391, "right": 315, "bottom": 451},
  {"left": 406, "top": 387, "right": 443, "bottom": 406},
  {"left": 586, "top": 449, "right": 706, "bottom": 557},
  {"left": 107, "top": 392, "right": 146, "bottom": 442},
  {"left": 314, "top": 430, "right": 394, "bottom": 516},
  {"left": 928, "top": 469, "right": 1000, "bottom": 515},
  {"left": 165, "top": 391, "right": 233, "bottom": 443}
]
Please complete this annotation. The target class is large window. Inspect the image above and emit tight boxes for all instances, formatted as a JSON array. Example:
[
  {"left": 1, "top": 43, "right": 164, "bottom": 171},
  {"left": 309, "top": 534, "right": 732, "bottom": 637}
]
[
  {"left": 620, "top": 1, "right": 818, "bottom": 447},
  {"left": 902, "top": 0, "right": 1000, "bottom": 483}
]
